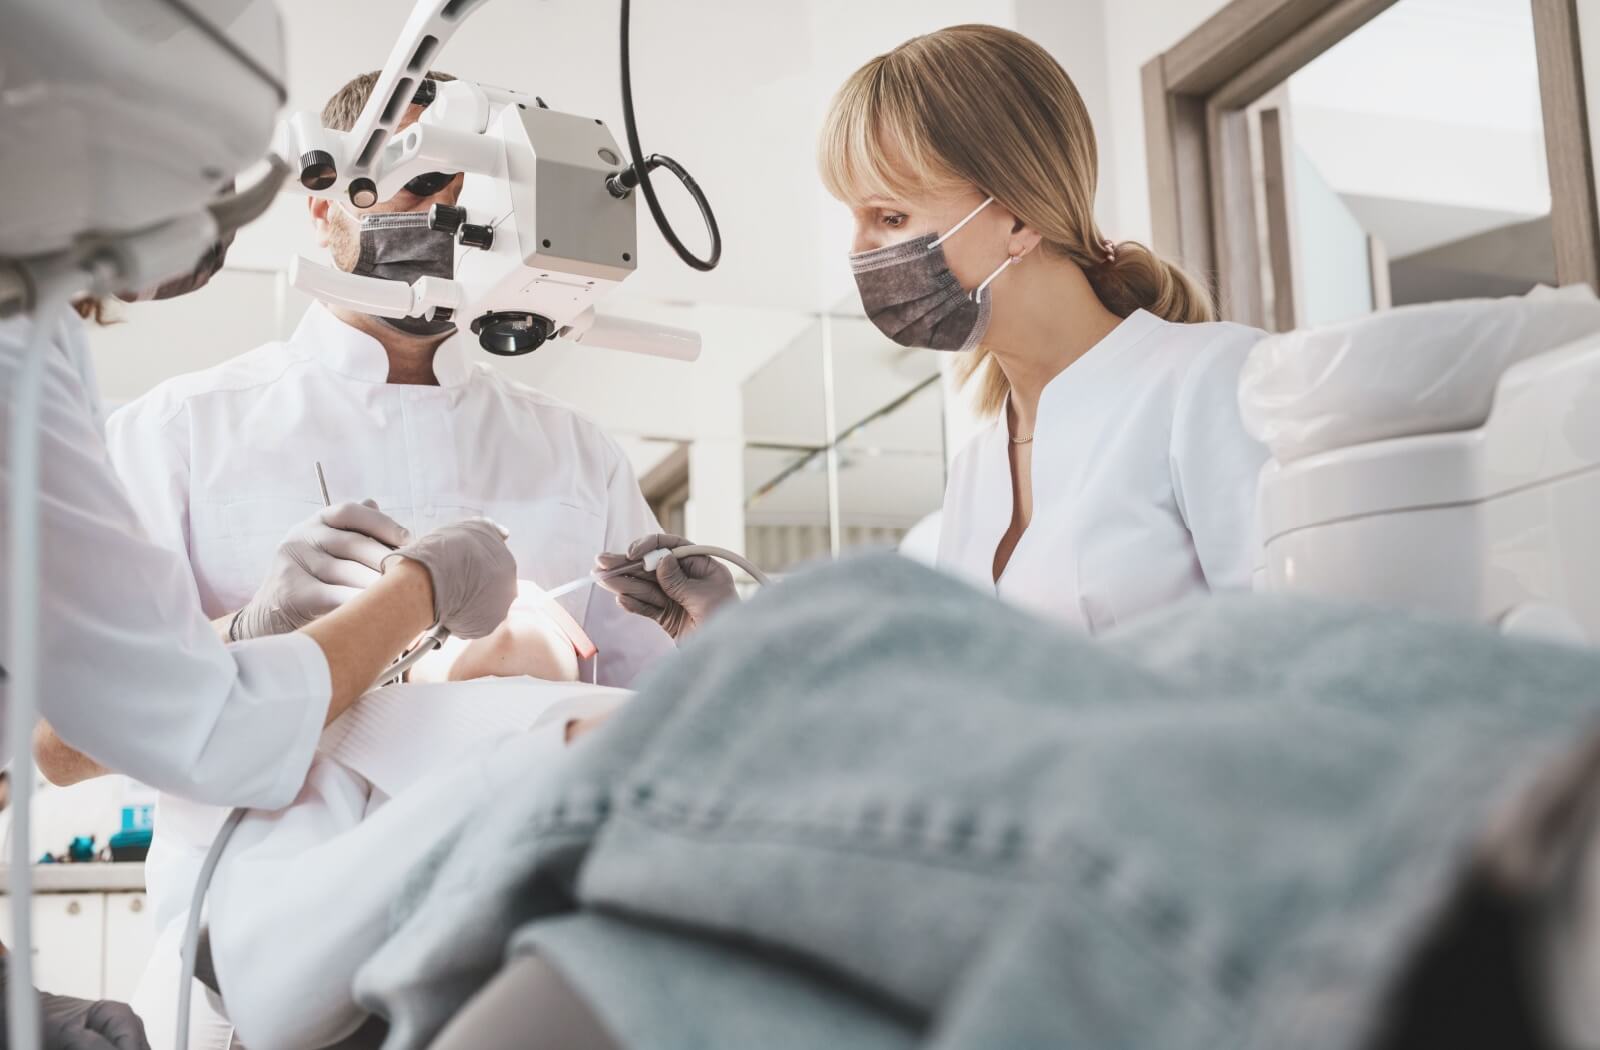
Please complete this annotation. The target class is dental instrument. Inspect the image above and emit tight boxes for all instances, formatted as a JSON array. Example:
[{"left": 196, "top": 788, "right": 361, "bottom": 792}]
[
  {"left": 543, "top": 544, "right": 774, "bottom": 601},
  {"left": 315, "top": 462, "right": 451, "bottom": 691}
]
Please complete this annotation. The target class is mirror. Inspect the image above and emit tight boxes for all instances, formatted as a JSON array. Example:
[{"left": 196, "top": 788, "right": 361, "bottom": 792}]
[
  {"left": 827, "top": 317, "right": 945, "bottom": 556},
  {"left": 740, "top": 313, "right": 947, "bottom": 574},
  {"left": 742, "top": 320, "right": 830, "bottom": 573}
]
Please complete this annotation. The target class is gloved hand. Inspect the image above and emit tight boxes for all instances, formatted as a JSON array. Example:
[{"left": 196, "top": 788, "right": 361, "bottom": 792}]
[
  {"left": 595, "top": 533, "right": 737, "bottom": 641},
  {"left": 233, "top": 501, "right": 411, "bottom": 640},
  {"left": 0, "top": 967, "right": 150, "bottom": 1050},
  {"left": 40, "top": 991, "right": 150, "bottom": 1050},
  {"left": 383, "top": 518, "right": 517, "bottom": 639}
]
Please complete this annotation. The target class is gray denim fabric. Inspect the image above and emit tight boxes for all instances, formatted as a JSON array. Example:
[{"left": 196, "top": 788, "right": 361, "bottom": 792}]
[{"left": 355, "top": 554, "right": 1600, "bottom": 1050}]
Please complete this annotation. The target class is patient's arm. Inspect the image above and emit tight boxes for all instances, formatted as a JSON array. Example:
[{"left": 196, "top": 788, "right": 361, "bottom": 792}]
[{"left": 33, "top": 721, "right": 111, "bottom": 785}]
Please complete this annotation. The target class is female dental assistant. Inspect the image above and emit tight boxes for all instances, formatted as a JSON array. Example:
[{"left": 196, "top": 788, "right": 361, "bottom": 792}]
[
  {"left": 822, "top": 25, "right": 1269, "bottom": 632},
  {"left": 0, "top": 300, "right": 518, "bottom": 810},
  {"left": 600, "top": 24, "right": 1269, "bottom": 639}
]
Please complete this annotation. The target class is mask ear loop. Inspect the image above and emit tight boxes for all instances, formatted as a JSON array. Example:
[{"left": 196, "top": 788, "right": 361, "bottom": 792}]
[
  {"left": 930, "top": 196, "right": 996, "bottom": 249},
  {"left": 973, "top": 253, "right": 1021, "bottom": 302}
]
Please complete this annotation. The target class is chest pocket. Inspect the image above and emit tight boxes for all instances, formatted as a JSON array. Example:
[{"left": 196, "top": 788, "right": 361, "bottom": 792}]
[{"left": 201, "top": 497, "right": 327, "bottom": 614}]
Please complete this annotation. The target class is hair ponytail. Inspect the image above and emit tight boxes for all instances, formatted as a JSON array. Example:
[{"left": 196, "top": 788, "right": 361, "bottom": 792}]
[{"left": 1084, "top": 239, "right": 1215, "bottom": 326}]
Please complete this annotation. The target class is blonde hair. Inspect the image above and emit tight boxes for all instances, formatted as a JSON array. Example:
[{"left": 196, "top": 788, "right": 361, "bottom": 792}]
[{"left": 819, "top": 24, "right": 1215, "bottom": 415}]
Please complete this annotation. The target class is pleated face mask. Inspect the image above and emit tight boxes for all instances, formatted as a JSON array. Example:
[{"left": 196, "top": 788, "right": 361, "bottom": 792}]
[
  {"left": 848, "top": 196, "right": 1019, "bottom": 352},
  {"left": 338, "top": 205, "right": 458, "bottom": 338}
]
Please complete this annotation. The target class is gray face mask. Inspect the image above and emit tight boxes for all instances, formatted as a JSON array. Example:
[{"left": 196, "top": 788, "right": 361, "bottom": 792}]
[
  {"left": 849, "top": 196, "right": 1018, "bottom": 353},
  {"left": 344, "top": 209, "right": 457, "bottom": 338}
]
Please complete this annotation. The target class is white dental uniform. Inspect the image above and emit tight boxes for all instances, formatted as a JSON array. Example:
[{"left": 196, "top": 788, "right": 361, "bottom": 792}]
[
  {"left": 937, "top": 309, "right": 1269, "bottom": 631},
  {"left": 108, "top": 303, "right": 673, "bottom": 1048},
  {"left": 0, "top": 311, "right": 332, "bottom": 802}
]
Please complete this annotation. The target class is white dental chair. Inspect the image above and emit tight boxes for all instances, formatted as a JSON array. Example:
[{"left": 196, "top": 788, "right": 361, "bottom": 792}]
[{"left": 1241, "top": 286, "right": 1600, "bottom": 645}]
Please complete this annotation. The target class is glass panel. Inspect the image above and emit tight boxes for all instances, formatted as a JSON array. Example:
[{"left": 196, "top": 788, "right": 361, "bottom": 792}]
[
  {"left": 833, "top": 375, "right": 946, "bottom": 555},
  {"left": 826, "top": 314, "right": 945, "bottom": 554},
  {"left": 742, "top": 318, "right": 828, "bottom": 448},
  {"left": 1281, "top": 0, "right": 1553, "bottom": 321},
  {"left": 825, "top": 316, "right": 941, "bottom": 439},
  {"left": 743, "top": 446, "right": 833, "bottom": 573},
  {"left": 741, "top": 312, "right": 948, "bottom": 571},
  {"left": 742, "top": 320, "right": 830, "bottom": 573}
]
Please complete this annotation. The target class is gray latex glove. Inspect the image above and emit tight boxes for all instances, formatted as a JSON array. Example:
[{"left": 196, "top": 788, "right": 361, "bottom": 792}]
[
  {"left": 595, "top": 533, "right": 736, "bottom": 641},
  {"left": 41, "top": 992, "right": 150, "bottom": 1050},
  {"left": 382, "top": 518, "right": 517, "bottom": 639},
  {"left": 233, "top": 501, "right": 410, "bottom": 640},
  {"left": 0, "top": 970, "right": 149, "bottom": 1050}
]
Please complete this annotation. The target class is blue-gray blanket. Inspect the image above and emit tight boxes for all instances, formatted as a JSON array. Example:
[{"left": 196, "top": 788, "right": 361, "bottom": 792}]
[{"left": 354, "top": 553, "right": 1600, "bottom": 1050}]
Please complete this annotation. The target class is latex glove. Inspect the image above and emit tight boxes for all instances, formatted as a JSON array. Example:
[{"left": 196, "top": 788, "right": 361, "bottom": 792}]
[
  {"left": 595, "top": 533, "right": 736, "bottom": 641},
  {"left": 41, "top": 992, "right": 150, "bottom": 1050},
  {"left": 234, "top": 501, "right": 410, "bottom": 640},
  {"left": 0, "top": 973, "right": 150, "bottom": 1050},
  {"left": 383, "top": 518, "right": 517, "bottom": 639}
]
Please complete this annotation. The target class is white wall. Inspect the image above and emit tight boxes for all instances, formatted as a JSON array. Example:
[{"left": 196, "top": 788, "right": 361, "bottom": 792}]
[
  {"left": 1013, "top": 0, "right": 1118, "bottom": 228},
  {"left": 1101, "top": 0, "right": 1234, "bottom": 243}
]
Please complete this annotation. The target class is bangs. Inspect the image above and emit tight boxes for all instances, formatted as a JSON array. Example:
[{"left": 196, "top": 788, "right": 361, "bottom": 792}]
[{"left": 818, "top": 60, "right": 962, "bottom": 207}]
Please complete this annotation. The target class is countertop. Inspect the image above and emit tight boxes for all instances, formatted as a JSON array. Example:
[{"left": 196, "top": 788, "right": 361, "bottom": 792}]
[{"left": 0, "top": 863, "right": 146, "bottom": 893}]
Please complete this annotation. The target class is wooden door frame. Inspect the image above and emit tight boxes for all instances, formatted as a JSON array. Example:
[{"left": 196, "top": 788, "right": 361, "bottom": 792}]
[{"left": 1142, "top": 0, "right": 1600, "bottom": 328}]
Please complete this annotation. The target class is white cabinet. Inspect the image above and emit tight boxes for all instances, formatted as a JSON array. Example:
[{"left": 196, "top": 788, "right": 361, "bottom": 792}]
[
  {"left": 0, "top": 893, "right": 106, "bottom": 999},
  {"left": 102, "top": 893, "right": 155, "bottom": 1002},
  {"left": 0, "top": 867, "right": 154, "bottom": 1004}
]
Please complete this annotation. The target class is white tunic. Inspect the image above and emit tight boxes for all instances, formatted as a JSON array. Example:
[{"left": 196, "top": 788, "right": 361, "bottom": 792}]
[
  {"left": 937, "top": 309, "right": 1269, "bottom": 632},
  {"left": 108, "top": 304, "right": 672, "bottom": 1046},
  {"left": 0, "top": 311, "right": 331, "bottom": 806}
]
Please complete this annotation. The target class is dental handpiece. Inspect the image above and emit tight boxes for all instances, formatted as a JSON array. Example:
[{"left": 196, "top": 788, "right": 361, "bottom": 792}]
[
  {"left": 544, "top": 544, "right": 772, "bottom": 601},
  {"left": 543, "top": 548, "right": 672, "bottom": 600}
]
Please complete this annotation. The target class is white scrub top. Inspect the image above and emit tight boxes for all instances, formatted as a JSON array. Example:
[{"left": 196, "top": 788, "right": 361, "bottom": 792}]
[
  {"left": 0, "top": 311, "right": 331, "bottom": 808},
  {"left": 106, "top": 304, "right": 672, "bottom": 692},
  {"left": 937, "top": 309, "right": 1268, "bottom": 633}
]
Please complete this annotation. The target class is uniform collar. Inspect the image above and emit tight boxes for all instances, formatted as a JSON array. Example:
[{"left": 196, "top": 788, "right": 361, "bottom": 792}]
[
  {"left": 997, "top": 308, "right": 1165, "bottom": 441},
  {"left": 293, "top": 303, "right": 473, "bottom": 388}
]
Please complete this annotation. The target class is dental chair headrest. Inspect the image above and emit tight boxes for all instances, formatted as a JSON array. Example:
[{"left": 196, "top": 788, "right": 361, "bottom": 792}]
[{"left": 1239, "top": 285, "right": 1600, "bottom": 464}]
